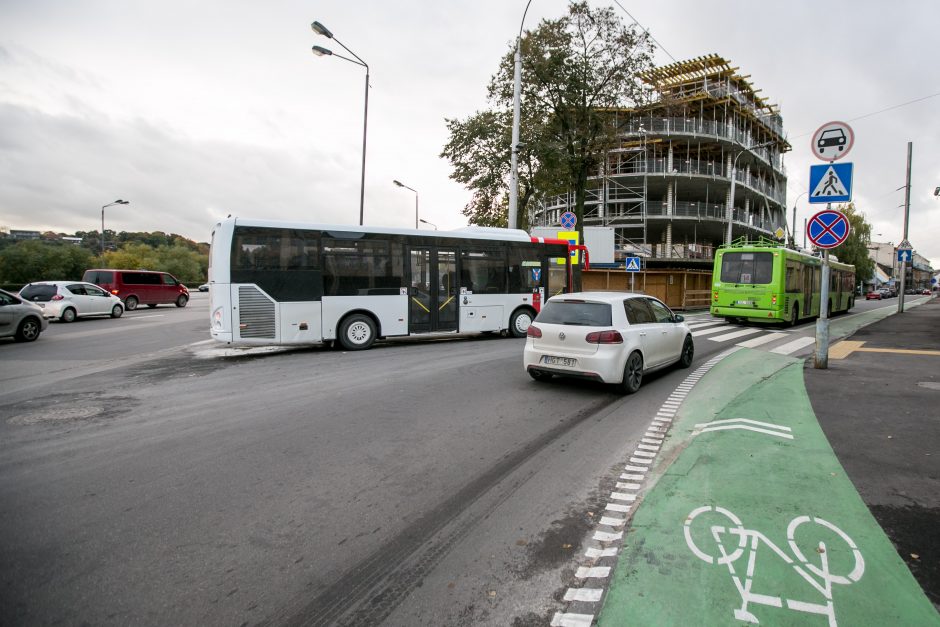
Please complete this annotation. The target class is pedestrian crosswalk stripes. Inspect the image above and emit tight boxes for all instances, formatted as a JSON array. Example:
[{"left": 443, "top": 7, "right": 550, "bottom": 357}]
[
  {"left": 681, "top": 316, "right": 817, "bottom": 356},
  {"left": 706, "top": 327, "right": 763, "bottom": 342},
  {"left": 769, "top": 336, "right": 816, "bottom": 354}
]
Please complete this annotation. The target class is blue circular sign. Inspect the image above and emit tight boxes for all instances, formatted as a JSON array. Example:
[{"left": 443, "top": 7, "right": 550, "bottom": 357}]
[
  {"left": 807, "top": 210, "right": 850, "bottom": 249},
  {"left": 560, "top": 211, "right": 577, "bottom": 230}
]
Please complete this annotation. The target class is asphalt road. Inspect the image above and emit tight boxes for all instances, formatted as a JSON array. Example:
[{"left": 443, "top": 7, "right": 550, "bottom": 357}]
[{"left": 0, "top": 294, "right": 886, "bottom": 625}]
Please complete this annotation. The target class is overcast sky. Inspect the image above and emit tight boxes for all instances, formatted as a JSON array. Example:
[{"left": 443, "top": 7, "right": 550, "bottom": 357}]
[{"left": 1, "top": 0, "right": 938, "bottom": 268}]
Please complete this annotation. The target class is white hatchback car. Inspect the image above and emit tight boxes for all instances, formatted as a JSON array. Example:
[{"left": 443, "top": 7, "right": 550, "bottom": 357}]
[
  {"left": 523, "top": 292, "right": 693, "bottom": 394},
  {"left": 19, "top": 281, "right": 125, "bottom": 322}
]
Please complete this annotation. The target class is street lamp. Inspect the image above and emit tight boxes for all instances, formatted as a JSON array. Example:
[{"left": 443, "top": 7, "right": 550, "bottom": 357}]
[
  {"left": 508, "top": 0, "right": 533, "bottom": 230},
  {"left": 101, "top": 199, "right": 129, "bottom": 255},
  {"left": 419, "top": 219, "right": 438, "bottom": 230},
  {"left": 790, "top": 191, "right": 807, "bottom": 248},
  {"left": 312, "top": 20, "right": 369, "bottom": 226},
  {"left": 393, "top": 180, "right": 418, "bottom": 230},
  {"left": 725, "top": 140, "right": 777, "bottom": 245}
]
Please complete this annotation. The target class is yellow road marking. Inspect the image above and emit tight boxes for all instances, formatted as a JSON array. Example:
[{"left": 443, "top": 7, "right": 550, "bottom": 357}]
[{"left": 830, "top": 340, "right": 940, "bottom": 359}]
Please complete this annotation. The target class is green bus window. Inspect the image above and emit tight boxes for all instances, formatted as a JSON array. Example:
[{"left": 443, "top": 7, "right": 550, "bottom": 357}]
[{"left": 719, "top": 252, "right": 774, "bottom": 284}]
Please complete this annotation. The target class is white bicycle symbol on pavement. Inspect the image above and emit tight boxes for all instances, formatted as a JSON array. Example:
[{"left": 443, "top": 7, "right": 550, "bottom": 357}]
[{"left": 684, "top": 505, "right": 865, "bottom": 626}]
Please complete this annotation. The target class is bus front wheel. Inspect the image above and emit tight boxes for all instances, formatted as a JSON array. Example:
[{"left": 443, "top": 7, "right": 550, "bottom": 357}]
[
  {"left": 338, "top": 314, "right": 376, "bottom": 351},
  {"left": 509, "top": 308, "right": 534, "bottom": 338}
]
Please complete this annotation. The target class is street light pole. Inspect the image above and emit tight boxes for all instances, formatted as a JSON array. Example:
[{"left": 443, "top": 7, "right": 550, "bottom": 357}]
[
  {"left": 312, "top": 21, "right": 369, "bottom": 226},
  {"left": 419, "top": 219, "right": 438, "bottom": 230},
  {"left": 725, "top": 140, "right": 776, "bottom": 245},
  {"left": 393, "top": 180, "right": 418, "bottom": 229},
  {"left": 508, "top": 0, "right": 533, "bottom": 230},
  {"left": 101, "top": 199, "right": 129, "bottom": 255},
  {"left": 790, "top": 191, "right": 807, "bottom": 248}
]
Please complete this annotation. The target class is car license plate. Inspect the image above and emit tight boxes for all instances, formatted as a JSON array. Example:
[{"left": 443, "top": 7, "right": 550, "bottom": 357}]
[
  {"left": 542, "top": 355, "right": 576, "bottom": 367},
  {"left": 736, "top": 299, "right": 753, "bottom": 305}
]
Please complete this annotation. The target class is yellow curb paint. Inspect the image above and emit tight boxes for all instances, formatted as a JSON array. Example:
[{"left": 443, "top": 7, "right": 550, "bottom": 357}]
[{"left": 831, "top": 340, "right": 940, "bottom": 360}]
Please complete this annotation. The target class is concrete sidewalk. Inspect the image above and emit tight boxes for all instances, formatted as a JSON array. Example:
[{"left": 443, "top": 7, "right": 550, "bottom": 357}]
[{"left": 595, "top": 297, "right": 939, "bottom": 625}]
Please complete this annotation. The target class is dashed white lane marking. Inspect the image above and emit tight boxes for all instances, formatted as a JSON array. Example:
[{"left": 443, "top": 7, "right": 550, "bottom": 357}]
[
  {"left": 551, "top": 613, "right": 594, "bottom": 627},
  {"left": 575, "top": 566, "right": 611, "bottom": 578},
  {"left": 550, "top": 347, "right": 742, "bottom": 625},
  {"left": 564, "top": 588, "right": 604, "bottom": 602},
  {"left": 736, "top": 331, "right": 787, "bottom": 348},
  {"left": 770, "top": 336, "right": 816, "bottom": 355},
  {"left": 708, "top": 327, "right": 763, "bottom": 342},
  {"left": 686, "top": 320, "right": 727, "bottom": 329}
]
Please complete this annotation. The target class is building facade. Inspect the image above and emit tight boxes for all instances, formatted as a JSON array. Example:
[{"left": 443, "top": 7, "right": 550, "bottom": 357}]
[{"left": 531, "top": 54, "right": 791, "bottom": 268}]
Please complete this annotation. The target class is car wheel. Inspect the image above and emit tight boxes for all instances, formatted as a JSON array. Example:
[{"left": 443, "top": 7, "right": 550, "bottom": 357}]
[
  {"left": 338, "top": 314, "right": 376, "bottom": 350},
  {"left": 619, "top": 351, "right": 643, "bottom": 395},
  {"left": 509, "top": 308, "right": 533, "bottom": 338},
  {"left": 61, "top": 307, "right": 77, "bottom": 323},
  {"left": 14, "top": 317, "right": 41, "bottom": 342},
  {"left": 125, "top": 296, "right": 138, "bottom": 311},
  {"left": 528, "top": 369, "right": 553, "bottom": 382},
  {"left": 678, "top": 335, "right": 694, "bottom": 368},
  {"left": 147, "top": 303, "right": 158, "bottom": 309},
  {"left": 175, "top": 295, "right": 188, "bottom": 308},
  {"left": 111, "top": 304, "right": 124, "bottom": 318}
]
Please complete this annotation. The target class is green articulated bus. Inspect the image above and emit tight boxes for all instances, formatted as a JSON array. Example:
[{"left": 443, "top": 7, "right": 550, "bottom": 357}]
[{"left": 711, "top": 238, "right": 855, "bottom": 325}]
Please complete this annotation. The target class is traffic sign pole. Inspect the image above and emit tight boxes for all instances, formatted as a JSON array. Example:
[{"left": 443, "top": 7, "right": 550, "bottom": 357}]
[
  {"left": 898, "top": 141, "right": 912, "bottom": 314},
  {"left": 814, "top": 246, "right": 831, "bottom": 369}
]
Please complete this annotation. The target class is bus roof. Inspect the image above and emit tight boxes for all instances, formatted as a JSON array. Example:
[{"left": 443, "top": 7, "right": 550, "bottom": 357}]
[{"left": 220, "top": 217, "right": 537, "bottom": 243}]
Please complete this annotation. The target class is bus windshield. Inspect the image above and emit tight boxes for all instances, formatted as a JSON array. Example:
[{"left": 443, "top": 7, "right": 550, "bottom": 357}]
[{"left": 720, "top": 252, "right": 774, "bottom": 285}]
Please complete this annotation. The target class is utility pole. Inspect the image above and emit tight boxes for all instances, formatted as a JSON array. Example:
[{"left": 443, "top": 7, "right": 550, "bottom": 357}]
[{"left": 897, "top": 142, "right": 912, "bottom": 313}]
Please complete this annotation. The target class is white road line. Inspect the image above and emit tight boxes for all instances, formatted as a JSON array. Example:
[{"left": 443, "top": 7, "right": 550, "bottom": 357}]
[
  {"left": 616, "top": 482, "right": 641, "bottom": 490},
  {"left": 605, "top": 503, "right": 631, "bottom": 513},
  {"left": 600, "top": 516, "right": 626, "bottom": 526},
  {"left": 631, "top": 450, "right": 655, "bottom": 458},
  {"left": 736, "top": 332, "right": 787, "bottom": 348},
  {"left": 593, "top": 530, "right": 623, "bottom": 541},
  {"left": 770, "top": 336, "right": 816, "bottom": 354},
  {"left": 636, "top": 444, "right": 659, "bottom": 452},
  {"left": 641, "top": 437, "right": 663, "bottom": 445},
  {"left": 686, "top": 320, "right": 727, "bottom": 329},
  {"left": 624, "top": 465, "right": 648, "bottom": 473},
  {"left": 611, "top": 492, "right": 637, "bottom": 502},
  {"left": 585, "top": 547, "right": 618, "bottom": 558},
  {"left": 551, "top": 612, "right": 594, "bottom": 627},
  {"left": 621, "top": 473, "right": 645, "bottom": 481},
  {"left": 707, "top": 327, "right": 763, "bottom": 342},
  {"left": 691, "top": 326, "right": 734, "bottom": 337},
  {"left": 575, "top": 566, "right": 611, "bottom": 578},
  {"left": 564, "top": 588, "right": 604, "bottom": 603}
]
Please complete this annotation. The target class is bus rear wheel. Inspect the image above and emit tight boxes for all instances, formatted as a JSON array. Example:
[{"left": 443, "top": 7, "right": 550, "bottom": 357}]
[
  {"left": 509, "top": 308, "right": 534, "bottom": 338},
  {"left": 338, "top": 314, "right": 376, "bottom": 351}
]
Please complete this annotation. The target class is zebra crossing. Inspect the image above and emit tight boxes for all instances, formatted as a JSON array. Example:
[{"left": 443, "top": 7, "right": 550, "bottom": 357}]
[{"left": 682, "top": 314, "right": 816, "bottom": 356}]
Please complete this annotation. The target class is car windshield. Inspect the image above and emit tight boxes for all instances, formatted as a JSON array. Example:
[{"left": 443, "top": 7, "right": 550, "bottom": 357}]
[
  {"left": 19, "top": 284, "right": 58, "bottom": 302},
  {"left": 536, "top": 300, "right": 612, "bottom": 326}
]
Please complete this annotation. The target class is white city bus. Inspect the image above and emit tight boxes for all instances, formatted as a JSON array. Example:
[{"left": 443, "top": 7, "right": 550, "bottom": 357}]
[{"left": 208, "top": 217, "right": 574, "bottom": 350}]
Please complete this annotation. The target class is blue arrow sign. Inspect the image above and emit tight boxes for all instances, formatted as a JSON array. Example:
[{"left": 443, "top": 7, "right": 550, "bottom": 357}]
[
  {"left": 897, "top": 249, "right": 912, "bottom": 263},
  {"left": 625, "top": 256, "right": 641, "bottom": 272},
  {"left": 560, "top": 211, "right": 577, "bottom": 230},
  {"left": 809, "top": 162, "right": 853, "bottom": 204}
]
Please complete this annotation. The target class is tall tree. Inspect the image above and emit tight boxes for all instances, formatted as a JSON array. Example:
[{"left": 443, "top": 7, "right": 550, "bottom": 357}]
[
  {"left": 441, "top": 1, "right": 653, "bottom": 235},
  {"left": 831, "top": 202, "right": 875, "bottom": 282}
]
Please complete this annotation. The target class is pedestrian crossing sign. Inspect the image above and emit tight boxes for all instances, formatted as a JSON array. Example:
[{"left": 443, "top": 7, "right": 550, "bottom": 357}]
[
  {"left": 809, "top": 162, "right": 853, "bottom": 203},
  {"left": 625, "top": 256, "right": 641, "bottom": 272}
]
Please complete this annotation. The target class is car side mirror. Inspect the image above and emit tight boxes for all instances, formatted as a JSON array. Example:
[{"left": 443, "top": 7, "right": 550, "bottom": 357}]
[{"left": 673, "top": 314, "right": 684, "bottom": 323}]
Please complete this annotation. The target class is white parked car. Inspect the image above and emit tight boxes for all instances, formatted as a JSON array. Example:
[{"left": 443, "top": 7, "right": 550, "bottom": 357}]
[
  {"left": 18, "top": 281, "right": 125, "bottom": 322},
  {"left": 523, "top": 292, "right": 694, "bottom": 394}
]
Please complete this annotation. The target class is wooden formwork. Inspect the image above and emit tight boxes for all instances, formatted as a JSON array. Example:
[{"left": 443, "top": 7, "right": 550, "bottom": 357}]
[{"left": 581, "top": 268, "right": 713, "bottom": 310}]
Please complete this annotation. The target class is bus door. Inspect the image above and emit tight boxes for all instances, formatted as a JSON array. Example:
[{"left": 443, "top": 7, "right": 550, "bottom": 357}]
[
  {"left": 408, "top": 247, "right": 458, "bottom": 333},
  {"left": 802, "top": 262, "right": 814, "bottom": 317}
]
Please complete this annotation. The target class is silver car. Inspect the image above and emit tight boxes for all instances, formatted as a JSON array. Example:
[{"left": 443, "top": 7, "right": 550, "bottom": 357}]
[
  {"left": 0, "top": 288, "right": 48, "bottom": 342},
  {"left": 19, "top": 281, "right": 125, "bottom": 322},
  {"left": 523, "top": 291, "right": 694, "bottom": 394}
]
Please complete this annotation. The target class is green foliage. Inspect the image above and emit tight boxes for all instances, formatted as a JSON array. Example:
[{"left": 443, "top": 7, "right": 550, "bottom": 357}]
[
  {"left": 102, "top": 243, "right": 207, "bottom": 285},
  {"left": 0, "top": 240, "right": 94, "bottom": 284},
  {"left": 831, "top": 203, "right": 875, "bottom": 281},
  {"left": 441, "top": 1, "right": 654, "bottom": 233}
]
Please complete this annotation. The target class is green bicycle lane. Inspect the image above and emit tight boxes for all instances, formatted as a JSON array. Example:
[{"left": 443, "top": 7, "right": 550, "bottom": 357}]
[{"left": 598, "top": 346, "right": 939, "bottom": 626}]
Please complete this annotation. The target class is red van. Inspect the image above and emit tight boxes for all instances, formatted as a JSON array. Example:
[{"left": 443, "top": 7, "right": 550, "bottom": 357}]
[{"left": 82, "top": 269, "right": 189, "bottom": 310}]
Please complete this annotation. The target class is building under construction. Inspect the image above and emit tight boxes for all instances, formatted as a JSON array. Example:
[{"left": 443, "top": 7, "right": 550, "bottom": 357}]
[{"left": 532, "top": 54, "right": 791, "bottom": 271}]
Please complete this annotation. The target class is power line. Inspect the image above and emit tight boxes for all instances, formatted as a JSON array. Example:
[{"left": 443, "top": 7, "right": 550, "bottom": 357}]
[
  {"left": 789, "top": 91, "right": 940, "bottom": 139},
  {"left": 611, "top": 1, "right": 677, "bottom": 63}
]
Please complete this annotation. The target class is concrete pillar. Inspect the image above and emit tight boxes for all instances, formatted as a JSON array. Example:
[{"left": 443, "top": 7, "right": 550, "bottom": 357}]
[{"left": 666, "top": 182, "right": 674, "bottom": 258}]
